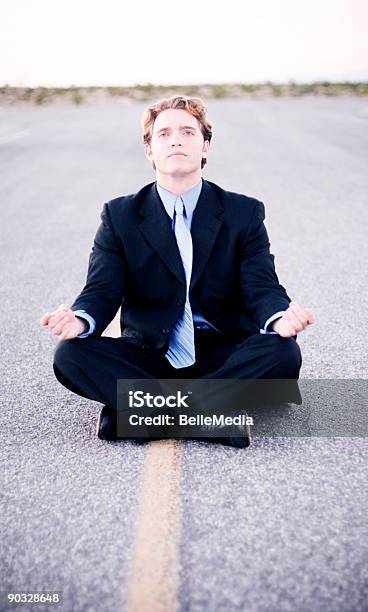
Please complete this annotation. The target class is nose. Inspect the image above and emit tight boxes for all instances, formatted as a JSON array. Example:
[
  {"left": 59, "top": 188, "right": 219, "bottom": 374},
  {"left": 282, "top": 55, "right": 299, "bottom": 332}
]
[{"left": 170, "top": 131, "right": 183, "bottom": 147}]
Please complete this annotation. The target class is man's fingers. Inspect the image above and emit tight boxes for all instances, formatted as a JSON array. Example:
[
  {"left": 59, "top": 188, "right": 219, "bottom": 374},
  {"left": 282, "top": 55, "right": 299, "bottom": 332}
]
[
  {"left": 49, "top": 311, "right": 71, "bottom": 329},
  {"left": 305, "top": 308, "right": 315, "bottom": 324},
  {"left": 40, "top": 312, "right": 50, "bottom": 325},
  {"left": 57, "top": 321, "right": 74, "bottom": 340},
  {"left": 289, "top": 302, "right": 316, "bottom": 327},
  {"left": 40, "top": 305, "right": 70, "bottom": 328},
  {"left": 278, "top": 324, "right": 295, "bottom": 338},
  {"left": 276, "top": 317, "right": 297, "bottom": 338},
  {"left": 285, "top": 309, "right": 305, "bottom": 333},
  {"left": 52, "top": 314, "right": 70, "bottom": 335},
  {"left": 289, "top": 302, "right": 308, "bottom": 326},
  {"left": 49, "top": 308, "right": 75, "bottom": 329},
  {"left": 58, "top": 322, "right": 79, "bottom": 341}
]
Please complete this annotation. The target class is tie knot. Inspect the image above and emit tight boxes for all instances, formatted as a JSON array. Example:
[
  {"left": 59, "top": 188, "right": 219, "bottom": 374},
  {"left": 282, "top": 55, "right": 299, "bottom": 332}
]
[{"left": 175, "top": 197, "right": 185, "bottom": 216}]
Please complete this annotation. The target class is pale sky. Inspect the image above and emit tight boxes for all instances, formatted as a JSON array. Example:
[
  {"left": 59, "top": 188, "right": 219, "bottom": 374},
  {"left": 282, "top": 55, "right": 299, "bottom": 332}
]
[{"left": 1, "top": 0, "right": 367, "bottom": 87}]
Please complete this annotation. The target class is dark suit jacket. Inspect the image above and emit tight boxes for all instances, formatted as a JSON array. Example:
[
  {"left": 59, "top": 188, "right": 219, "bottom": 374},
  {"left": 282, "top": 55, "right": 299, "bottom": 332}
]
[{"left": 71, "top": 179, "right": 291, "bottom": 350}]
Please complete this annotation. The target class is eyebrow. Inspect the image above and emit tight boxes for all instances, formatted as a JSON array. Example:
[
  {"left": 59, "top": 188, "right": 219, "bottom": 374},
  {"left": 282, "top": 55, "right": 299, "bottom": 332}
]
[{"left": 155, "top": 125, "right": 197, "bottom": 134}]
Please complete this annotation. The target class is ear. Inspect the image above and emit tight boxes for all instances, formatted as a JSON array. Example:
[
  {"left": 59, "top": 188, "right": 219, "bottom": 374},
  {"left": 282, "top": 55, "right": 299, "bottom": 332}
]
[
  {"left": 202, "top": 139, "right": 210, "bottom": 158},
  {"left": 144, "top": 143, "right": 152, "bottom": 161},
  {"left": 144, "top": 143, "right": 156, "bottom": 171}
]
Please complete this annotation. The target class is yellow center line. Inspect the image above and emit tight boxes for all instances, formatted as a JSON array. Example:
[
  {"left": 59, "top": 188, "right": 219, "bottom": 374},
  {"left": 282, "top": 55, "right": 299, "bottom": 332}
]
[{"left": 126, "top": 439, "right": 183, "bottom": 612}]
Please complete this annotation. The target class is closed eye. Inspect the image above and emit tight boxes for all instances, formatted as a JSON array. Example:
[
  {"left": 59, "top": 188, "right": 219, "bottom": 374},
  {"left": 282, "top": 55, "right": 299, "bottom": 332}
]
[{"left": 158, "top": 130, "right": 194, "bottom": 137}]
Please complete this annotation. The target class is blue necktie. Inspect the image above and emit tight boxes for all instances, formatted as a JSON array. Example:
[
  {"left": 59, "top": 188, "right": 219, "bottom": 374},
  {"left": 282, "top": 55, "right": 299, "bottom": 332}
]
[{"left": 165, "top": 197, "right": 196, "bottom": 368}]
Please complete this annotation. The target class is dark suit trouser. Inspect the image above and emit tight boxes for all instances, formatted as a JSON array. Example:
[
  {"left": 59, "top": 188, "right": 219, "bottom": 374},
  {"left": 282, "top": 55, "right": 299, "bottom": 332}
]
[{"left": 53, "top": 330, "right": 302, "bottom": 410}]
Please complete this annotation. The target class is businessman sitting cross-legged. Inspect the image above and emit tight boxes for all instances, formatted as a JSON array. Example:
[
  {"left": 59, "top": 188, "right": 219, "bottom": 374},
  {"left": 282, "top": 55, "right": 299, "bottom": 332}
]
[{"left": 40, "top": 95, "right": 315, "bottom": 448}]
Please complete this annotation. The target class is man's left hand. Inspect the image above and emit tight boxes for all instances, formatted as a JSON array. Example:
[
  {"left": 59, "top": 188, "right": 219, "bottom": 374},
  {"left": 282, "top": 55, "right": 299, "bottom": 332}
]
[{"left": 272, "top": 302, "right": 315, "bottom": 337}]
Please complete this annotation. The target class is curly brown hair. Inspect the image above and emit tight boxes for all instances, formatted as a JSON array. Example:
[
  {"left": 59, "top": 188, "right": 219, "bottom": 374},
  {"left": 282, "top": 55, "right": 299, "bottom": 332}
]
[{"left": 141, "top": 95, "right": 213, "bottom": 169}]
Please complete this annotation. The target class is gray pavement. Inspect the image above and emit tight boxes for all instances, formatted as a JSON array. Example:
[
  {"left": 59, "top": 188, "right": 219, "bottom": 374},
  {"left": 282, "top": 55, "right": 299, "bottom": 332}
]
[{"left": 1, "top": 96, "right": 368, "bottom": 611}]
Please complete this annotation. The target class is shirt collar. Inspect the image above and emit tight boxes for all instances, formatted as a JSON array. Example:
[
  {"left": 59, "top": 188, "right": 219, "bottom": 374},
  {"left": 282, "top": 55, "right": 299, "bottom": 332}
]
[{"left": 156, "top": 178, "right": 203, "bottom": 220}]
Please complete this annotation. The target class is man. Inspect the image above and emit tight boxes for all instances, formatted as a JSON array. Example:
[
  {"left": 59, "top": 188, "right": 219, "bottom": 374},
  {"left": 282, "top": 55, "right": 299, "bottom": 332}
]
[{"left": 40, "top": 95, "right": 314, "bottom": 447}]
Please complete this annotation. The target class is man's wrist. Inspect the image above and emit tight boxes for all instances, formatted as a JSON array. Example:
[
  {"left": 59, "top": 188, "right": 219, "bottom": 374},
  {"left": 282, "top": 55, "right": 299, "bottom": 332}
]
[
  {"left": 75, "top": 316, "right": 88, "bottom": 334},
  {"left": 260, "top": 311, "right": 285, "bottom": 335},
  {"left": 72, "top": 309, "right": 96, "bottom": 337},
  {"left": 271, "top": 318, "right": 282, "bottom": 333}
]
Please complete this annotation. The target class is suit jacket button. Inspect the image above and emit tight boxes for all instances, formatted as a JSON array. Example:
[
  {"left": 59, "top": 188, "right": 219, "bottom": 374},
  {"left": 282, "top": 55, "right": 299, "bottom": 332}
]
[
  {"left": 162, "top": 328, "right": 170, "bottom": 334},
  {"left": 178, "top": 299, "right": 183, "bottom": 306}
]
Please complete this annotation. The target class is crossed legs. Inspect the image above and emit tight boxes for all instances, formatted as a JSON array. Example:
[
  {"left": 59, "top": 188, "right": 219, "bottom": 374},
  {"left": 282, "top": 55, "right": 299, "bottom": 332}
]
[{"left": 53, "top": 332, "right": 302, "bottom": 410}]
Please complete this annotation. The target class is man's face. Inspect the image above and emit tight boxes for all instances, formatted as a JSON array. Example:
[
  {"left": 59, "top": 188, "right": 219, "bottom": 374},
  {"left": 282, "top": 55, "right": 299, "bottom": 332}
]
[{"left": 145, "top": 108, "right": 210, "bottom": 177}]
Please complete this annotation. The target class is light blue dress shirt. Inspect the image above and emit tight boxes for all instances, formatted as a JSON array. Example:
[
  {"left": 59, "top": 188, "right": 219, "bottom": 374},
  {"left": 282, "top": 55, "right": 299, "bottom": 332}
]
[{"left": 74, "top": 179, "right": 284, "bottom": 337}]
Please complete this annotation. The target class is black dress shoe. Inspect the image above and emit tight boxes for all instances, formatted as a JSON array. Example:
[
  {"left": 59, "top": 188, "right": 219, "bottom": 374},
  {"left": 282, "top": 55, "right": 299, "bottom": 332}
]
[
  {"left": 189, "top": 410, "right": 252, "bottom": 449},
  {"left": 96, "top": 405, "right": 149, "bottom": 444},
  {"left": 96, "top": 405, "right": 117, "bottom": 441}
]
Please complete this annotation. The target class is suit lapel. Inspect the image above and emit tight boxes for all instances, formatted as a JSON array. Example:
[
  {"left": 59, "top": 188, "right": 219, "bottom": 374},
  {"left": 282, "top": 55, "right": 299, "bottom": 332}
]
[
  {"left": 190, "top": 180, "right": 223, "bottom": 291},
  {"left": 138, "top": 184, "right": 185, "bottom": 284},
  {"left": 138, "top": 180, "right": 224, "bottom": 291}
]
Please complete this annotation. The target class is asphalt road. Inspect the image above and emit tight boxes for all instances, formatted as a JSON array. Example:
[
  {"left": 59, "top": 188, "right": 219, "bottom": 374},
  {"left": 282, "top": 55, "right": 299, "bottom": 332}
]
[{"left": 1, "top": 96, "right": 367, "bottom": 611}]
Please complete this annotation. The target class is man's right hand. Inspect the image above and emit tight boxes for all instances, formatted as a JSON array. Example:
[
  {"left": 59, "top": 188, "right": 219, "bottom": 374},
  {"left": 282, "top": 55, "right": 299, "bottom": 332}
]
[
  {"left": 272, "top": 301, "right": 315, "bottom": 337},
  {"left": 40, "top": 304, "right": 87, "bottom": 340}
]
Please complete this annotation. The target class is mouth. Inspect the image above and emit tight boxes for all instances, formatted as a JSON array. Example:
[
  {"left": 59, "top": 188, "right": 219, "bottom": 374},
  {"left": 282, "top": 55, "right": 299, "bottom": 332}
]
[{"left": 168, "top": 153, "right": 187, "bottom": 157}]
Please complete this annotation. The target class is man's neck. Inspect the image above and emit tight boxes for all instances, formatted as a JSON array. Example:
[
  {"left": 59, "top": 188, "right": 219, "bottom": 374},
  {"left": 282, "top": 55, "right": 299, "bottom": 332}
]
[{"left": 155, "top": 171, "right": 203, "bottom": 195}]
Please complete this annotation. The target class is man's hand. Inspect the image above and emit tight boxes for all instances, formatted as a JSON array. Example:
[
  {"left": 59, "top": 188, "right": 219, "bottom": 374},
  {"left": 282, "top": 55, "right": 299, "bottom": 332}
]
[
  {"left": 272, "top": 301, "right": 315, "bottom": 337},
  {"left": 40, "top": 304, "right": 87, "bottom": 340}
]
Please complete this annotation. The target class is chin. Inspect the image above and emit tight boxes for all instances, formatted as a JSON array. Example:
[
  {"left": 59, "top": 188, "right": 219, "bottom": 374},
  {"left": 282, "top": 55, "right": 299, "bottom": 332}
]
[
  {"left": 163, "top": 162, "right": 196, "bottom": 176},
  {"left": 170, "top": 168, "right": 194, "bottom": 178}
]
